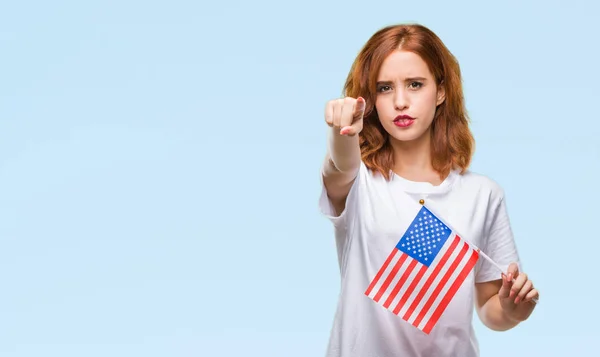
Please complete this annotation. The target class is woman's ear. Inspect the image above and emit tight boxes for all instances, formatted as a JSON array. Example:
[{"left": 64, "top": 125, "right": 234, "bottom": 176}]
[{"left": 436, "top": 81, "right": 446, "bottom": 106}]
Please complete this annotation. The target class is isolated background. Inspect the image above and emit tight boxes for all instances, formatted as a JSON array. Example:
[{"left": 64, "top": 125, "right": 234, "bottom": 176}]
[{"left": 1, "top": 0, "right": 598, "bottom": 356}]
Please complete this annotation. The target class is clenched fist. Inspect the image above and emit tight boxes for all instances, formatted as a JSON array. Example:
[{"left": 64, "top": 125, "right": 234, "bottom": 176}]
[{"left": 325, "top": 96, "right": 366, "bottom": 136}]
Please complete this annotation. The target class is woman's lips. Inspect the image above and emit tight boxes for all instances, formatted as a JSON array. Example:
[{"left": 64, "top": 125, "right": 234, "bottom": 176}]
[{"left": 394, "top": 115, "right": 415, "bottom": 127}]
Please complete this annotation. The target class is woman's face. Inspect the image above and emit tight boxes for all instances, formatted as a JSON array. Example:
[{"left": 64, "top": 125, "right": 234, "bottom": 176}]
[{"left": 374, "top": 50, "right": 445, "bottom": 144}]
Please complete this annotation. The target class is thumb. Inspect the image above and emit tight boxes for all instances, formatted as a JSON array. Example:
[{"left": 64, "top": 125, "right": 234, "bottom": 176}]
[{"left": 339, "top": 121, "right": 362, "bottom": 136}]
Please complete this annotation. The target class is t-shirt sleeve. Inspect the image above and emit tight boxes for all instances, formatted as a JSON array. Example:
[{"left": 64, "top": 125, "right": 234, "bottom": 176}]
[
  {"left": 474, "top": 192, "right": 521, "bottom": 283},
  {"left": 318, "top": 161, "right": 364, "bottom": 230}
]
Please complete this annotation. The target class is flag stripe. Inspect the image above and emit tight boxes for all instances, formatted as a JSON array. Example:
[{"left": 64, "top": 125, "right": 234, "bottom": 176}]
[
  {"left": 364, "top": 248, "right": 398, "bottom": 296},
  {"left": 386, "top": 260, "right": 423, "bottom": 312},
  {"left": 399, "top": 234, "right": 462, "bottom": 321},
  {"left": 401, "top": 235, "right": 461, "bottom": 321},
  {"left": 422, "top": 249, "right": 480, "bottom": 334},
  {"left": 392, "top": 263, "right": 427, "bottom": 315},
  {"left": 374, "top": 253, "right": 407, "bottom": 302},
  {"left": 411, "top": 240, "right": 470, "bottom": 328},
  {"left": 383, "top": 258, "right": 418, "bottom": 308},
  {"left": 415, "top": 241, "right": 475, "bottom": 330},
  {"left": 365, "top": 249, "right": 407, "bottom": 302}
]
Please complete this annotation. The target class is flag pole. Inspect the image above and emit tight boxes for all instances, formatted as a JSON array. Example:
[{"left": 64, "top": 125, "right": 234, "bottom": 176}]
[{"left": 418, "top": 201, "right": 539, "bottom": 304}]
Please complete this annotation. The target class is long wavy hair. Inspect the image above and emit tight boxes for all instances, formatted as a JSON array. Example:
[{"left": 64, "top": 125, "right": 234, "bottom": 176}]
[{"left": 344, "top": 24, "right": 475, "bottom": 181}]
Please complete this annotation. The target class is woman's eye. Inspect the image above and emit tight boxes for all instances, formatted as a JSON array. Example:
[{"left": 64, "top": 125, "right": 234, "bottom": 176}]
[
  {"left": 409, "top": 82, "right": 423, "bottom": 89},
  {"left": 378, "top": 85, "right": 392, "bottom": 92}
]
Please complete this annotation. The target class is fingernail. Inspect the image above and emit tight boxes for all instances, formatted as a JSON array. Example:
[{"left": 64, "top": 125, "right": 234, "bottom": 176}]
[
  {"left": 514, "top": 296, "right": 520, "bottom": 304},
  {"left": 509, "top": 290, "right": 514, "bottom": 298},
  {"left": 508, "top": 273, "right": 512, "bottom": 281}
]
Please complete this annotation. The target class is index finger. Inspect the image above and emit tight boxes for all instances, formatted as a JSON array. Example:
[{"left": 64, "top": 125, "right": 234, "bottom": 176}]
[{"left": 354, "top": 97, "right": 366, "bottom": 120}]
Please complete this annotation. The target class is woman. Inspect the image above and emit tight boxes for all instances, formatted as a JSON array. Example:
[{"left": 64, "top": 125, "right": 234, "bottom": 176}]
[{"left": 319, "top": 23, "right": 538, "bottom": 357}]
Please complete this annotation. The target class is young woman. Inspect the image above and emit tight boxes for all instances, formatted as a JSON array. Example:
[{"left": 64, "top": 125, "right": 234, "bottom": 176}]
[{"left": 319, "top": 24, "right": 538, "bottom": 357}]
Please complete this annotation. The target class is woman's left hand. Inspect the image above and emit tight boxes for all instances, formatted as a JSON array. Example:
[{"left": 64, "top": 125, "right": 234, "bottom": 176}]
[{"left": 498, "top": 263, "right": 538, "bottom": 322}]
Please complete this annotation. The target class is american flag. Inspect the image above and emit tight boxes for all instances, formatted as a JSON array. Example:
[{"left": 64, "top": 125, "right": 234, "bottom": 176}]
[{"left": 364, "top": 205, "right": 479, "bottom": 334}]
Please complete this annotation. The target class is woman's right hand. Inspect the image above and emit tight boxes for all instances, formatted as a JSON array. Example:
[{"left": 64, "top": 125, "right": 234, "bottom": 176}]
[{"left": 325, "top": 96, "right": 366, "bottom": 136}]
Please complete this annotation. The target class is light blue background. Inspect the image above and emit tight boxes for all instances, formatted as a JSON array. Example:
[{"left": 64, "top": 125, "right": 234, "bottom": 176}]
[{"left": 1, "top": 0, "right": 598, "bottom": 356}]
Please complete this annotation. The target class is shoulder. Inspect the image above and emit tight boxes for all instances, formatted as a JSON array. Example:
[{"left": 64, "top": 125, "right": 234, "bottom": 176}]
[{"left": 455, "top": 169, "right": 506, "bottom": 202}]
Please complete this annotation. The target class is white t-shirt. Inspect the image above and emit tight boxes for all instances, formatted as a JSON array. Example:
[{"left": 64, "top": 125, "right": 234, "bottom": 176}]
[{"left": 319, "top": 161, "right": 520, "bottom": 357}]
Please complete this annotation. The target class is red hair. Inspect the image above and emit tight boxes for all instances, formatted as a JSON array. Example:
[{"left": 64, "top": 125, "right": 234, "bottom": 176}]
[{"left": 344, "top": 24, "right": 475, "bottom": 180}]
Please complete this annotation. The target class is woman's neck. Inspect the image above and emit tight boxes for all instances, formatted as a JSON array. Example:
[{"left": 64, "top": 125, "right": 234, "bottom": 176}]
[{"left": 389, "top": 131, "right": 444, "bottom": 185}]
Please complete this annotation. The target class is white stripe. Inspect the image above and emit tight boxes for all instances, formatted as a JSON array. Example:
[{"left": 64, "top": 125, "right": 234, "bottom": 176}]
[
  {"left": 386, "top": 259, "right": 422, "bottom": 312},
  {"left": 372, "top": 252, "right": 414, "bottom": 303},
  {"left": 367, "top": 250, "right": 403, "bottom": 299},
  {"left": 397, "top": 233, "right": 458, "bottom": 320},
  {"left": 405, "top": 238, "right": 463, "bottom": 324},
  {"left": 378, "top": 255, "right": 415, "bottom": 306},
  {"left": 416, "top": 244, "right": 474, "bottom": 330}
]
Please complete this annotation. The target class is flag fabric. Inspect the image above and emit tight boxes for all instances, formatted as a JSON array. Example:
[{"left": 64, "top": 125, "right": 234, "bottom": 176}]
[{"left": 364, "top": 205, "right": 479, "bottom": 334}]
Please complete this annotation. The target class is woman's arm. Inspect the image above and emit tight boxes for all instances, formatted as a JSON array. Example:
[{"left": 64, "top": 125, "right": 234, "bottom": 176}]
[{"left": 322, "top": 96, "right": 365, "bottom": 215}]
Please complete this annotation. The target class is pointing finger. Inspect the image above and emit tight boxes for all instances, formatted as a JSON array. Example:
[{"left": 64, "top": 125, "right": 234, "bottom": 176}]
[
  {"left": 341, "top": 97, "right": 366, "bottom": 136},
  {"left": 354, "top": 97, "right": 366, "bottom": 120}
]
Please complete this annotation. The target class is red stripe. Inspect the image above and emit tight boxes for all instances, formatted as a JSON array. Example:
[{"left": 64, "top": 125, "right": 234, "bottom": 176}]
[
  {"left": 373, "top": 252, "right": 407, "bottom": 302},
  {"left": 393, "top": 264, "right": 427, "bottom": 315},
  {"left": 422, "top": 249, "right": 479, "bottom": 334},
  {"left": 402, "top": 235, "right": 461, "bottom": 321},
  {"left": 383, "top": 259, "right": 418, "bottom": 308},
  {"left": 412, "top": 241, "right": 470, "bottom": 328},
  {"left": 364, "top": 249, "right": 398, "bottom": 296}
]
